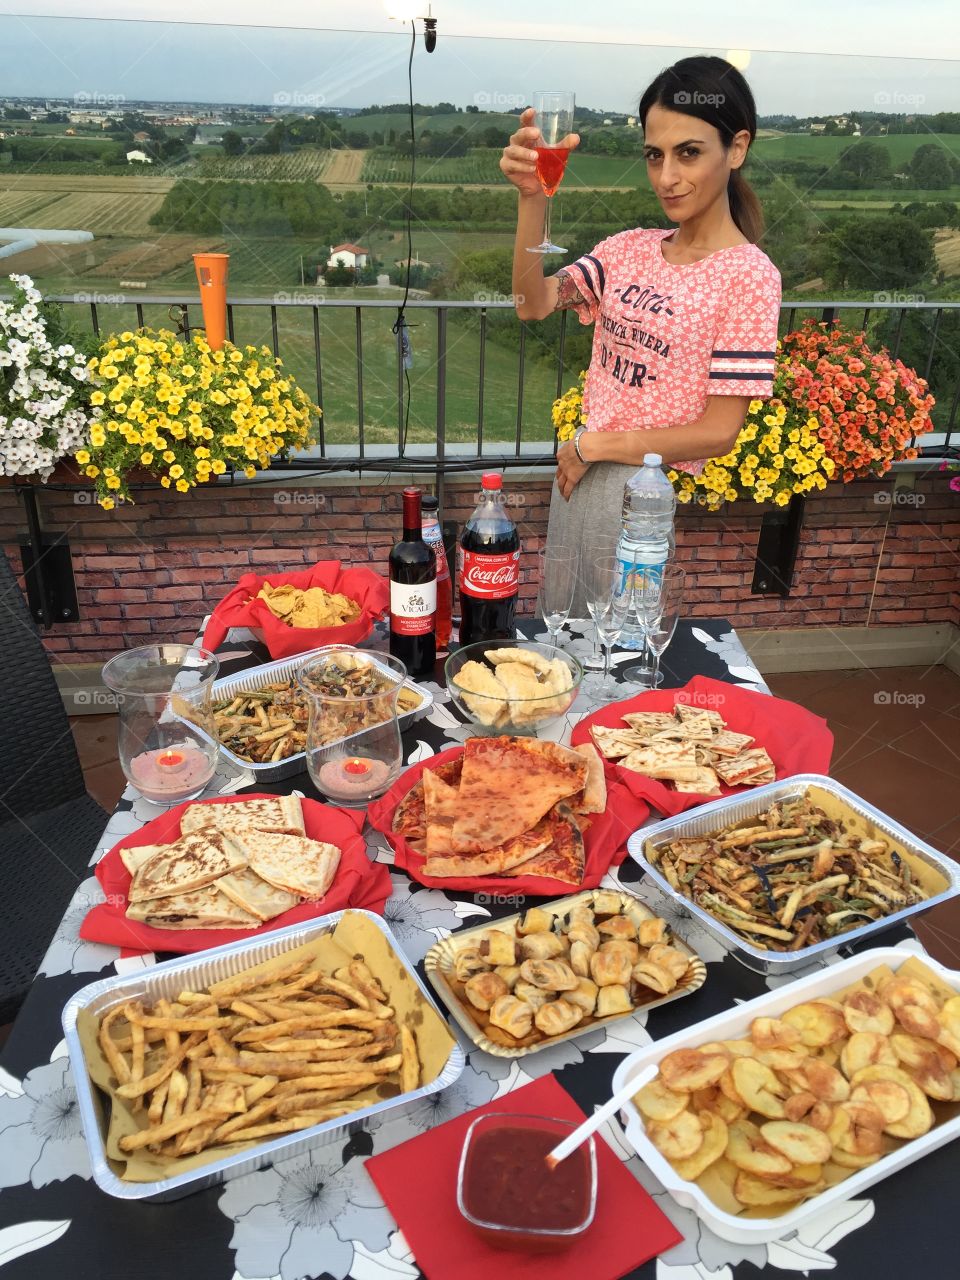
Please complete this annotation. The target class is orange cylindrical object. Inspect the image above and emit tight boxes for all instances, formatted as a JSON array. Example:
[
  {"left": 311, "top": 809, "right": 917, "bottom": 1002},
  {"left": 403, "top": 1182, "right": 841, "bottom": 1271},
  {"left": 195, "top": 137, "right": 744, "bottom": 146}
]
[{"left": 193, "top": 252, "right": 229, "bottom": 350}]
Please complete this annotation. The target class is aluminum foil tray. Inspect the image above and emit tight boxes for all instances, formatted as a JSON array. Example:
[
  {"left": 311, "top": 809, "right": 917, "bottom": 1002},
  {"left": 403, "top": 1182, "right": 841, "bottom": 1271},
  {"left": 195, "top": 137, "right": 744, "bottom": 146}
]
[
  {"left": 62, "top": 908, "right": 465, "bottom": 1201},
  {"left": 179, "top": 647, "right": 433, "bottom": 783},
  {"left": 627, "top": 773, "right": 960, "bottom": 974}
]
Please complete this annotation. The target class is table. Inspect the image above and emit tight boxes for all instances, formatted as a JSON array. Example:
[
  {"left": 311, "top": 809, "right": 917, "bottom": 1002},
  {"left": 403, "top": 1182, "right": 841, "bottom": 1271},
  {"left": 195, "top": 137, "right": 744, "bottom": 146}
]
[{"left": 0, "top": 616, "right": 947, "bottom": 1280}]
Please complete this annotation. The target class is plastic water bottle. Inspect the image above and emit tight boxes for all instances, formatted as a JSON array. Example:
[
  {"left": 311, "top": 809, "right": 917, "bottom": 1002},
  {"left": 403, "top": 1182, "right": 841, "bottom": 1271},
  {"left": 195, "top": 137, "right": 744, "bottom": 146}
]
[{"left": 616, "top": 452, "right": 676, "bottom": 649}]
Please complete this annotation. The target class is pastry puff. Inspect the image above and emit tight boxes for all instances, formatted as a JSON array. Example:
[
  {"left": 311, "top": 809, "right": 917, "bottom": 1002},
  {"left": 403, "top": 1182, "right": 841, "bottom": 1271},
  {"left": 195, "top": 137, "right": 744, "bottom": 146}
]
[
  {"left": 638, "top": 917, "right": 669, "bottom": 948},
  {"left": 518, "top": 931, "right": 565, "bottom": 962},
  {"left": 566, "top": 921, "right": 600, "bottom": 951},
  {"left": 596, "top": 984, "right": 633, "bottom": 1017},
  {"left": 454, "top": 947, "right": 488, "bottom": 983},
  {"left": 464, "top": 971, "right": 509, "bottom": 1011},
  {"left": 591, "top": 890, "right": 623, "bottom": 916},
  {"left": 519, "top": 958, "right": 578, "bottom": 991},
  {"left": 647, "top": 944, "right": 689, "bottom": 983},
  {"left": 517, "top": 906, "right": 552, "bottom": 935},
  {"left": 631, "top": 960, "right": 676, "bottom": 995},
  {"left": 535, "top": 998, "right": 584, "bottom": 1037},
  {"left": 566, "top": 977, "right": 599, "bottom": 1016},
  {"left": 590, "top": 948, "right": 633, "bottom": 987},
  {"left": 600, "top": 938, "right": 640, "bottom": 965},
  {"left": 597, "top": 915, "right": 638, "bottom": 941},
  {"left": 569, "top": 940, "right": 594, "bottom": 978},
  {"left": 514, "top": 980, "right": 552, "bottom": 1010},
  {"left": 480, "top": 929, "right": 516, "bottom": 967},
  {"left": 488, "top": 994, "right": 534, "bottom": 1039}
]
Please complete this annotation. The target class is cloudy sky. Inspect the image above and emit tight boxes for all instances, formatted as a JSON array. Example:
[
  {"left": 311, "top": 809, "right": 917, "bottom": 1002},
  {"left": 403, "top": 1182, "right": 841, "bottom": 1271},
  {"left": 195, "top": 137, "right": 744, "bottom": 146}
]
[{"left": 0, "top": 2, "right": 957, "bottom": 115}]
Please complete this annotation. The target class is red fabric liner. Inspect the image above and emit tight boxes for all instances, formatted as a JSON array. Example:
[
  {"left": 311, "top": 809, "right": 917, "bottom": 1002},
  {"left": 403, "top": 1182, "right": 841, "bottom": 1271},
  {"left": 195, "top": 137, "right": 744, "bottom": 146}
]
[
  {"left": 367, "top": 743, "right": 650, "bottom": 895},
  {"left": 366, "top": 1072, "right": 683, "bottom": 1280},
  {"left": 571, "top": 674, "right": 834, "bottom": 818},
  {"left": 80, "top": 794, "right": 391, "bottom": 955},
  {"left": 202, "top": 560, "right": 389, "bottom": 660}
]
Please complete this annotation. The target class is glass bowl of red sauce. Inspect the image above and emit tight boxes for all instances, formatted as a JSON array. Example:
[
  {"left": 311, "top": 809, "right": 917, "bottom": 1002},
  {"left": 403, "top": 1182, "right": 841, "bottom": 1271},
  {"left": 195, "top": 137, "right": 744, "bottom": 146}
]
[{"left": 456, "top": 1113, "right": 598, "bottom": 1250}]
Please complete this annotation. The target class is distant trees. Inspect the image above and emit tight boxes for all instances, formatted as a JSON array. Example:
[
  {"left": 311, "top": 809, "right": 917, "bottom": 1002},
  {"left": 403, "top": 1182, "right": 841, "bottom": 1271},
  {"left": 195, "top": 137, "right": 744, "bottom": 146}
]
[
  {"left": 838, "top": 141, "right": 891, "bottom": 181},
  {"left": 151, "top": 179, "right": 346, "bottom": 237},
  {"left": 909, "top": 143, "right": 953, "bottom": 189},
  {"left": 817, "top": 214, "right": 934, "bottom": 290},
  {"left": 221, "top": 130, "right": 244, "bottom": 156}
]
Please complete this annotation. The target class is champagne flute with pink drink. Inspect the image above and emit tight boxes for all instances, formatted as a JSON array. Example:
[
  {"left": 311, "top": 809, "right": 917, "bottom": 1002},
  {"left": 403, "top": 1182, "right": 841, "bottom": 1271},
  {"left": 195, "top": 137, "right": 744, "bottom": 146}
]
[{"left": 527, "top": 90, "right": 575, "bottom": 254}]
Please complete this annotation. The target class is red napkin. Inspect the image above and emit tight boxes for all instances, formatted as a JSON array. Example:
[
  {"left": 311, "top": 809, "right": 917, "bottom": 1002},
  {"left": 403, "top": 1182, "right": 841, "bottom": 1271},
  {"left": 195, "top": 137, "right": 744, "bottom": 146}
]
[
  {"left": 367, "top": 744, "right": 650, "bottom": 895},
  {"left": 571, "top": 674, "right": 834, "bottom": 818},
  {"left": 366, "top": 1072, "right": 683, "bottom": 1280},
  {"left": 203, "top": 561, "right": 389, "bottom": 659},
  {"left": 80, "top": 794, "right": 392, "bottom": 955}
]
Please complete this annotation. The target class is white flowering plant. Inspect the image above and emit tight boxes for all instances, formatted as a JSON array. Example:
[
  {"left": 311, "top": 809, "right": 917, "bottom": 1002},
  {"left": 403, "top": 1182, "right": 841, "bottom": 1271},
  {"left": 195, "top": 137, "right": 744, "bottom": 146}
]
[{"left": 0, "top": 273, "right": 95, "bottom": 479}]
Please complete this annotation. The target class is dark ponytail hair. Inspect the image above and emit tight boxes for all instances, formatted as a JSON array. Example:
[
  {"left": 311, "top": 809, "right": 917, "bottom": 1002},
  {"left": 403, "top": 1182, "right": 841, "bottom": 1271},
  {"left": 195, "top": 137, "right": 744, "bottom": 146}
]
[{"left": 638, "top": 55, "right": 764, "bottom": 244}]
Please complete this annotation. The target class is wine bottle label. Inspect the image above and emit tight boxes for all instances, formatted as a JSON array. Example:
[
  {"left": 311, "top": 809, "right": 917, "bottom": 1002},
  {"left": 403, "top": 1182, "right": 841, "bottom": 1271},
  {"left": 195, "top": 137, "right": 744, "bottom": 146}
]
[
  {"left": 390, "top": 580, "right": 437, "bottom": 636},
  {"left": 460, "top": 549, "right": 520, "bottom": 599}
]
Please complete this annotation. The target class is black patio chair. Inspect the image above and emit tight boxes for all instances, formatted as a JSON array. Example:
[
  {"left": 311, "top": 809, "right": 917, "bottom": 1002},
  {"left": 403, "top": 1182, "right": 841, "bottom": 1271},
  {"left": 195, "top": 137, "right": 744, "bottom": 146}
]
[{"left": 0, "top": 549, "right": 109, "bottom": 1025}]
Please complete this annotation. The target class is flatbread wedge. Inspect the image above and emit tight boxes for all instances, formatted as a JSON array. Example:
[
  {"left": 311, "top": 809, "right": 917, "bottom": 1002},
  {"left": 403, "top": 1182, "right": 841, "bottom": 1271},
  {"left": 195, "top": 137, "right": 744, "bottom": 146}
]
[
  {"left": 128, "top": 832, "right": 248, "bottom": 903},
  {"left": 449, "top": 736, "right": 586, "bottom": 854},
  {"left": 484, "top": 647, "right": 551, "bottom": 674},
  {"left": 216, "top": 866, "right": 299, "bottom": 921},
  {"left": 236, "top": 832, "right": 342, "bottom": 901},
  {"left": 126, "top": 885, "right": 260, "bottom": 930},
  {"left": 590, "top": 725, "right": 645, "bottom": 758},
  {"left": 180, "top": 795, "right": 305, "bottom": 838},
  {"left": 570, "top": 742, "right": 608, "bottom": 814}
]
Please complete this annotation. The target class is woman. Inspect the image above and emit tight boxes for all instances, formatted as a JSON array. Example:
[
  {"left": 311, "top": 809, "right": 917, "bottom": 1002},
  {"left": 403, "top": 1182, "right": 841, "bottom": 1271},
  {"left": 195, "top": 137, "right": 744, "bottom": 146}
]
[{"left": 501, "top": 55, "right": 782, "bottom": 610}]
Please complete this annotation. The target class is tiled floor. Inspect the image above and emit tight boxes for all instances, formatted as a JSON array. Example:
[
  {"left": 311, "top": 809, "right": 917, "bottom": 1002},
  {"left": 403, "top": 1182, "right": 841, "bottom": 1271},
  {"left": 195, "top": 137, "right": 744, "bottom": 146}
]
[{"left": 67, "top": 664, "right": 960, "bottom": 966}]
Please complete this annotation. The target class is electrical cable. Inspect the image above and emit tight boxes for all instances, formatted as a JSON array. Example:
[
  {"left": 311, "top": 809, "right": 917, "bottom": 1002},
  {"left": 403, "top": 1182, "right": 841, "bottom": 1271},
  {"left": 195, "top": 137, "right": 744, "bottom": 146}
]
[{"left": 391, "top": 17, "right": 417, "bottom": 458}]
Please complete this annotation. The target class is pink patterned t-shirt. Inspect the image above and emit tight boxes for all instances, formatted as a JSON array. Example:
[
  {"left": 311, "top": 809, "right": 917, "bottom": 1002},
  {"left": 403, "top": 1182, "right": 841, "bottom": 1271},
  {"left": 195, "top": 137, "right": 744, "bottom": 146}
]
[{"left": 559, "top": 227, "right": 782, "bottom": 474}]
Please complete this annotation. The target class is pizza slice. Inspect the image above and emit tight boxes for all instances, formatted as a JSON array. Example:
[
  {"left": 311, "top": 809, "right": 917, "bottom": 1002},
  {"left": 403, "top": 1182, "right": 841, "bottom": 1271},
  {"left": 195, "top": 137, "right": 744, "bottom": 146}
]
[
  {"left": 392, "top": 757, "right": 464, "bottom": 840},
  {"left": 500, "top": 805, "right": 585, "bottom": 885},
  {"left": 448, "top": 736, "right": 586, "bottom": 854}
]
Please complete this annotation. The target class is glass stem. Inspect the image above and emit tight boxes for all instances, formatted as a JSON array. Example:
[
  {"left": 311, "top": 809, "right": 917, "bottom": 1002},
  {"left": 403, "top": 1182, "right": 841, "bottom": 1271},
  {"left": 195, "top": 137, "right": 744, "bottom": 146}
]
[
  {"left": 602, "top": 642, "right": 610, "bottom": 685},
  {"left": 543, "top": 195, "right": 553, "bottom": 246},
  {"left": 592, "top": 622, "right": 603, "bottom": 661},
  {"left": 652, "top": 650, "right": 661, "bottom": 687}
]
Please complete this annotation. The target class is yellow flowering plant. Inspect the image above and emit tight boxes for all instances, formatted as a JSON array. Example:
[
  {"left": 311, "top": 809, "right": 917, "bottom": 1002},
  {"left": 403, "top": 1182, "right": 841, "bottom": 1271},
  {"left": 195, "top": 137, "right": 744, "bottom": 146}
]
[
  {"left": 551, "top": 369, "right": 588, "bottom": 442},
  {"left": 76, "top": 328, "right": 318, "bottom": 509},
  {"left": 551, "top": 359, "right": 836, "bottom": 509}
]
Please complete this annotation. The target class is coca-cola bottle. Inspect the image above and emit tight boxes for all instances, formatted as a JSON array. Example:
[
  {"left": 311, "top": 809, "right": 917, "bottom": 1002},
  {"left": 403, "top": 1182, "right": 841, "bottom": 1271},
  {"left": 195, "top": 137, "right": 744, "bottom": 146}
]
[
  {"left": 458, "top": 473, "right": 521, "bottom": 645},
  {"left": 421, "top": 495, "right": 452, "bottom": 652}
]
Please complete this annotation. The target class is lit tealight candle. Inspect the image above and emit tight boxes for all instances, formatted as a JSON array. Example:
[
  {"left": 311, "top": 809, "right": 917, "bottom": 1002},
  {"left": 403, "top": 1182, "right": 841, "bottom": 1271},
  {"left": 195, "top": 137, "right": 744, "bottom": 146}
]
[
  {"left": 316, "top": 754, "right": 391, "bottom": 805},
  {"left": 157, "top": 749, "right": 187, "bottom": 772},
  {"left": 129, "top": 744, "right": 215, "bottom": 803}
]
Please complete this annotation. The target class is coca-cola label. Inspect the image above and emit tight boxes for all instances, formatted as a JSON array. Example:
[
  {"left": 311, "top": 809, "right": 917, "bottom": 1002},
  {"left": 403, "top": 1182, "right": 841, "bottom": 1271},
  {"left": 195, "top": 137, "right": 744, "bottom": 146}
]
[
  {"left": 390, "top": 581, "right": 437, "bottom": 636},
  {"left": 460, "top": 549, "right": 520, "bottom": 599}
]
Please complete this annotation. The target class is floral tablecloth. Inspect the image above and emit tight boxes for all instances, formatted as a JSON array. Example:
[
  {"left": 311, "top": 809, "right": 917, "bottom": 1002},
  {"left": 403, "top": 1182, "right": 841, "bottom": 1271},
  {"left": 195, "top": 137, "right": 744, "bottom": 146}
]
[{"left": 0, "top": 617, "right": 941, "bottom": 1280}]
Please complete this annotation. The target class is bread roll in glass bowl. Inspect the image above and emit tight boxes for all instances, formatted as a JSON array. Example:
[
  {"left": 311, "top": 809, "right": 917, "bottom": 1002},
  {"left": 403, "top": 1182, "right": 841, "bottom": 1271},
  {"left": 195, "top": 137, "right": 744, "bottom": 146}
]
[{"left": 444, "top": 640, "right": 583, "bottom": 736}]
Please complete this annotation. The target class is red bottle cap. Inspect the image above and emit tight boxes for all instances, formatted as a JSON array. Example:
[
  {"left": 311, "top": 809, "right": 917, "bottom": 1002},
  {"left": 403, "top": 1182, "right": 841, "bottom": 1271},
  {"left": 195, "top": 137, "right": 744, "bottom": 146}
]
[{"left": 481, "top": 473, "right": 502, "bottom": 490}]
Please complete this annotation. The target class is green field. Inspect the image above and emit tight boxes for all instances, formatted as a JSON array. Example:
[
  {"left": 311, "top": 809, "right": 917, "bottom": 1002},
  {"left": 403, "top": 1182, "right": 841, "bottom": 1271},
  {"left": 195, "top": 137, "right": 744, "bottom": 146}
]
[
  {"left": 752, "top": 132, "right": 958, "bottom": 165},
  {"left": 338, "top": 110, "right": 517, "bottom": 136}
]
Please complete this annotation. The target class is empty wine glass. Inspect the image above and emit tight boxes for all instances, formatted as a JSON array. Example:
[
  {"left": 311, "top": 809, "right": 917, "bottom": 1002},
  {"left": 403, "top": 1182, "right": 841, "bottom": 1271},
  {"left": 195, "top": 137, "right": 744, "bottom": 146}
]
[
  {"left": 538, "top": 545, "right": 577, "bottom": 646},
  {"left": 527, "top": 90, "right": 575, "bottom": 254},
  {"left": 580, "top": 534, "right": 617, "bottom": 671},
  {"left": 632, "top": 564, "right": 685, "bottom": 689},
  {"left": 583, "top": 553, "right": 631, "bottom": 697}
]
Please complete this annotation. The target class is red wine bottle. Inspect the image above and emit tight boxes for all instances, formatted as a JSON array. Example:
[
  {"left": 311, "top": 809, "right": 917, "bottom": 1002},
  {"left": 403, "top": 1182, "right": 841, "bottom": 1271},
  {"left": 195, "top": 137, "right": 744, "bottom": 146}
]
[{"left": 389, "top": 487, "right": 436, "bottom": 678}]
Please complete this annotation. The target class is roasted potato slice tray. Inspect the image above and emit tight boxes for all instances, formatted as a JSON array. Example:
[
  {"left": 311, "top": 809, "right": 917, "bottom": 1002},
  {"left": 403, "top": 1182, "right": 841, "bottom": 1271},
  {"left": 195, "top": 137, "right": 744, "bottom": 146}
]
[{"left": 612, "top": 946, "right": 960, "bottom": 1244}]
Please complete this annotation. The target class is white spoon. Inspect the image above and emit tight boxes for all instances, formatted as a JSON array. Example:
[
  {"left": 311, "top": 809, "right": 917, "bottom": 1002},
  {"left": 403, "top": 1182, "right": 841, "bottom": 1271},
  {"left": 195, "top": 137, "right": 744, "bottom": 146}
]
[{"left": 545, "top": 1063, "right": 658, "bottom": 1169}]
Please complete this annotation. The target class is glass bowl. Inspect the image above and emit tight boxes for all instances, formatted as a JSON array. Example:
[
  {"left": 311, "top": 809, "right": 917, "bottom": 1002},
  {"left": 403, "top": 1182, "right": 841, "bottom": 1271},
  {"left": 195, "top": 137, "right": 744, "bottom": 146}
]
[
  {"left": 444, "top": 640, "right": 583, "bottom": 735},
  {"left": 456, "top": 1112, "right": 597, "bottom": 1250}
]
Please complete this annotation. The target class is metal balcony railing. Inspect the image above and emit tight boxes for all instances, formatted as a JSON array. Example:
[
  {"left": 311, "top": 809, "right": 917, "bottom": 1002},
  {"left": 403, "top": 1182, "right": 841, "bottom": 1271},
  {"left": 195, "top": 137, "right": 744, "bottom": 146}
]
[{"left": 35, "top": 294, "right": 960, "bottom": 479}]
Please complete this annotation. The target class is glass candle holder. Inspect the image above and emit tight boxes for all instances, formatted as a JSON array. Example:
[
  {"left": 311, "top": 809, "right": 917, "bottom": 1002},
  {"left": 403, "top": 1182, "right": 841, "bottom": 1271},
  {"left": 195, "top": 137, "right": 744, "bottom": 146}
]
[
  {"left": 101, "top": 643, "right": 220, "bottom": 806},
  {"left": 297, "top": 647, "right": 407, "bottom": 807}
]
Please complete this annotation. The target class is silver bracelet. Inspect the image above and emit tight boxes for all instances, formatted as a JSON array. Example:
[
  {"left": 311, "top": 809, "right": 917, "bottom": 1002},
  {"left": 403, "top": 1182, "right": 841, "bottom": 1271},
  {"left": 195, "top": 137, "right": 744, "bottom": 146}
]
[{"left": 573, "top": 427, "right": 590, "bottom": 465}]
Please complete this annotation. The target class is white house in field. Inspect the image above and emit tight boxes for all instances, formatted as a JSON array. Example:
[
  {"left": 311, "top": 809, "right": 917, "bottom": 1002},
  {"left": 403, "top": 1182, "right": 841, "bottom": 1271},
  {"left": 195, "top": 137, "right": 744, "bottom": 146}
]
[
  {"left": 125, "top": 149, "right": 152, "bottom": 163},
  {"left": 326, "top": 242, "right": 368, "bottom": 270}
]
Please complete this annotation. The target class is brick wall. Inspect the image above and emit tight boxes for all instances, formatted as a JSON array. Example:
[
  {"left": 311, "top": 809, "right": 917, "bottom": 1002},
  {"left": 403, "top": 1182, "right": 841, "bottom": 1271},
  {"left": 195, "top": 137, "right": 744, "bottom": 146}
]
[{"left": 0, "top": 472, "right": 956, "bottom": 664}]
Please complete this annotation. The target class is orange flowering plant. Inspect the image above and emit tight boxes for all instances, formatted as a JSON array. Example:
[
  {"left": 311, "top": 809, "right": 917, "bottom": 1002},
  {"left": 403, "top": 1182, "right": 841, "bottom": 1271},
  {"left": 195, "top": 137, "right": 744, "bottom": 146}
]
[{"left": 782, "top": 319, "right": 934, "bottom": 481}]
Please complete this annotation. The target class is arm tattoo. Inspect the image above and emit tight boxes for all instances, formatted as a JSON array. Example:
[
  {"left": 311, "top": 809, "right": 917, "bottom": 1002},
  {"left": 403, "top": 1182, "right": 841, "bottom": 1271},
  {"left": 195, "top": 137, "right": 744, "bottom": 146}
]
[{"left": 552, "top": 271, "right": 589, "bottom": 313}]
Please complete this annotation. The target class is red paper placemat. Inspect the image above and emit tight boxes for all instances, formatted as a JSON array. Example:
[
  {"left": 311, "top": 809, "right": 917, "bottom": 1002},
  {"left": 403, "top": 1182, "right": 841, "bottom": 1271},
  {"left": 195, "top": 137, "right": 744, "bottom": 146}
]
[
  {"left": 366, "top": 1072, "right": 683, "bottom": 1280},
  {"left": 571, "top": 675, "right": 834, "bottom": 818},
  {"left": 80, "top": 794, "right": 392, "bottom": 954},
  {"left": 203, "top": 560, "right": 389, "bottom": 659},
  {"left": 367, "top": 744, "right": 650, "bottom": 895}
]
